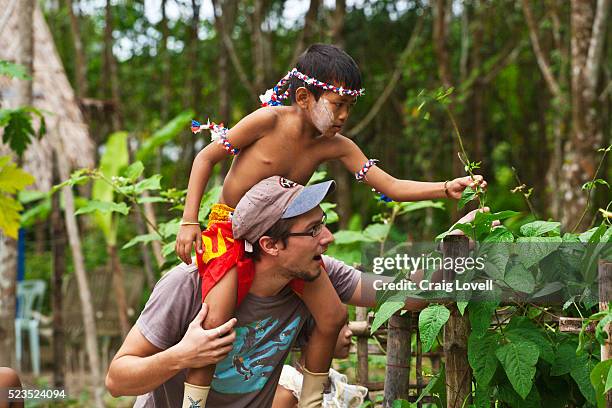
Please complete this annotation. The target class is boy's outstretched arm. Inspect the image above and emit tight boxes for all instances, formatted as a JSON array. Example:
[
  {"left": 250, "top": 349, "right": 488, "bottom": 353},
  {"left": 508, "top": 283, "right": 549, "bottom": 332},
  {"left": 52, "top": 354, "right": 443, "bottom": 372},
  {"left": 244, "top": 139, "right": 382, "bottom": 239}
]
[
  {"left": 335, "top": 136, "right": 486, "bottom": 202},
  {"left": 176, "top": 108, "right": 279, "bottom": 264}
]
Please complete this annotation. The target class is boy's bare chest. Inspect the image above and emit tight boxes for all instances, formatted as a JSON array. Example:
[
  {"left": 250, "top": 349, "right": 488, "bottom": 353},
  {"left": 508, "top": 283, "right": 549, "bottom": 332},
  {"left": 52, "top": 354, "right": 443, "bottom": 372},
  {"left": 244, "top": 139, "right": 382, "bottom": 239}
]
[{"left": 235, "top": 139, "right": 325, "bottom": 184}]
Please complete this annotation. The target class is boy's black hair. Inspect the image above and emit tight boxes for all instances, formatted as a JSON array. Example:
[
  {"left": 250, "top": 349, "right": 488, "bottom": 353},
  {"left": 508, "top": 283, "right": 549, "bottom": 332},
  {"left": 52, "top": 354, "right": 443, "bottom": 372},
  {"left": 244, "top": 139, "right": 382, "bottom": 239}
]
[{"left": 289, "top": 44, "right": 362, "bottom": 103}]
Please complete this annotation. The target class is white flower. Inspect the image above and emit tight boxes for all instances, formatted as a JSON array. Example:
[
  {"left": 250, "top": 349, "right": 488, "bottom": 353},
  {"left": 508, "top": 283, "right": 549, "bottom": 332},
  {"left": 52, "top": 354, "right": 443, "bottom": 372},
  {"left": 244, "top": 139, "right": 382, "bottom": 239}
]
[{"left": 259, "top": 88, "right": 274, "bottom": 104}]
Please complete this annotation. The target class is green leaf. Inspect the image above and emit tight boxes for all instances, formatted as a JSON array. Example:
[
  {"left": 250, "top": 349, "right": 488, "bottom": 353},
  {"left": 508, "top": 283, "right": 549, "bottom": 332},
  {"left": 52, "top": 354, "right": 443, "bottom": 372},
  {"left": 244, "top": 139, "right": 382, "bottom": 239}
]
[
  {"left": 495, "top": 340, "right": 539, "bottom": 399},
  {"left": 458, "top": 185, "right": 477, "bottom": 209},
  {"left": 505, "top": 317, "right": 555, "bottom": 363},
  {"left": 134, "top": 174, "right": 162, "bottom": 194},
  {"left": 520, "top": 221, "right": 561, "bottom": 237},
  {"left": 570, "top": 353, "right": 597, "bottom": 404},
  {"left": 74, "top": 200, "right": 129, "bottom": 216},
  {"left": 396, "top": 200, "right": 445, "bottom": 215},
  {"left": 122, "top": 233, "right": 162, "bottom": 250},
  {"left": 457, "top": 301, "right": 468, "bottom": 315},
  {"left": 1, "top": 109, "right": 36, "bottom": 157},
  {"left": 333, "top": 230, "right": 375, "bottom": 245},
  {"left": 473, "top": 384, "right": 491, "bottom": 408},
  {"left": 123, "top": 161, "right": 144, "bottom": 181},
  {"left": 93, "top": 132, "right": 129, "bottom": 244},
  {"left": 516, "top": 236, "right": 562, "bottom": 269},
  {"left": 468, "top": 301, "right": 498, "bottom": 338},
  {"left": 391, "top": 399, "right": 412, "bottom": 408},
  {"left": 505, "top": 261, "right": 535, "bottom": 293},
  {"left": 468, "top": 332, "right": 500, "bottom": 386},
  {"left": 481, "top": 243, "right": 509, "bottom": 280},
  {"left": 307, "top": 170, "right": 328, "bottom": 185},
  {"left": 590, "top": 359, "right": 612, "bottom": 407},
  {"left": 0, "top": 157, "right": 34, "bottom": 238},
  {"left": 0, "top": 156, "right": 36, "bottom": 193},
  {"left": 136, "top": 196, "right": 167, "bottom": 204},
  {"left": 0, "top": 61, "right": 30, "bottom": 79},
  {"left": 136, "top": 110, "right": 194, "bottom": 161},
  {"left": 419, "top": 305, "right": 450, "bottom": 352},
  {"left": 320, "top": 202, "right": 339, "bottom": 224},
  {"left": 371, "top": 300, "right": 404, "bottom": 334},
  {"left": 414, "top": 371, "right": 441, "bottom": 404},
  {"left": 483, "top": 226, "right": 515, "bottom": 243},
  {"left": 363, "top": 223, "right": 391, "bottom": 242}
]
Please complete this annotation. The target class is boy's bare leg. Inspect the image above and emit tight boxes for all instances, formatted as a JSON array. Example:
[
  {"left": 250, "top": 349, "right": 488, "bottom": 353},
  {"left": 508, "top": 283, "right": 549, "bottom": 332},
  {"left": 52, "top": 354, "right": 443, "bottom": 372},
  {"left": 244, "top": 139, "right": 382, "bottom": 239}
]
[
  {"left": 183, "top": 267, "right": 238, "bottom": 407},
  {"left": 298, "top": 270, "right": 347, "bottom": 406}
]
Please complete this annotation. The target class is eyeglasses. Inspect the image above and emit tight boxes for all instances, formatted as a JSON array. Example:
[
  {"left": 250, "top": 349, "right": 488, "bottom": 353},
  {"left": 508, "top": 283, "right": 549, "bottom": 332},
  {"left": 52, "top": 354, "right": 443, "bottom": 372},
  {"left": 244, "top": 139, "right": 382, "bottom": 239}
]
[{"left": 287, "top": 214, "right": 327, "bottom": 238}]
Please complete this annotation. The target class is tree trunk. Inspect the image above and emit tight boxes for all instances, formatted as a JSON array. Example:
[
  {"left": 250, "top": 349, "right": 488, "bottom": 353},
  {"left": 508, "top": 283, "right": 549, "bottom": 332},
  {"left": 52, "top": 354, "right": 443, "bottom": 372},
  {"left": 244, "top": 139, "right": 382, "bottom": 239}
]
[
  {"left": 251, "top": 0, "right": 266, "bottom": 93},
  {"left": 160, "top": 0, "right": 170, "bottom": 122},
  {"left": 331, "top": 0, "right": 346, "bottom": 47},
  {"left": 0, "top": 236, "right": 18, "bottom": 367},
  {"left": 104, "top": 0, "right": 122, "bottom": 131},
  {"left": 291, "top": 0, "right": 320, "bottom": 63},
  {"left": 57, "top": 154, "right": 104, "bottom": 407},
  {"left": 65, "top": 0, "right": 87, "bottom": 98},
  {"left": 0, "top": 0, "right": 35, "bottom": 368},
  {"left": 183, "top": 0, "right": 201, "bottom": 168},
  {"left": 108, "top": 244, "right": 130, "bottom": 338},
  {"left": 51, "top": 150, "right": 66, "bottom": 388},
  {"left": 561, "top": 0, "right": 609, "bottom": 229}
]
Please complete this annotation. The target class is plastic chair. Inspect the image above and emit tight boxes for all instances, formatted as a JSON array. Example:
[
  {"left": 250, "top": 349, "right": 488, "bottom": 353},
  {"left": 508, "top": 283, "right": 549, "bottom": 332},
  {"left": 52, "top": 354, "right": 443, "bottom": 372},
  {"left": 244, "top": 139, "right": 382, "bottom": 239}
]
[{"left": 15, "top": 279, "right": 46, "bottom": 375}]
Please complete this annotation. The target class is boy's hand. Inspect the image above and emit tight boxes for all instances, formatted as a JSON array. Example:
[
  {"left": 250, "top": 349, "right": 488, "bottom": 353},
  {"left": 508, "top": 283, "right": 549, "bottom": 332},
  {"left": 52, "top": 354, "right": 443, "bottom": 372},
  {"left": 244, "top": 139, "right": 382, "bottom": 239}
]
[
  {"left": 175, "top": 224, "right": 203, "bottom": 264},
  {"left": 446, "top": 175, "right": 487, "bottom": 199}
]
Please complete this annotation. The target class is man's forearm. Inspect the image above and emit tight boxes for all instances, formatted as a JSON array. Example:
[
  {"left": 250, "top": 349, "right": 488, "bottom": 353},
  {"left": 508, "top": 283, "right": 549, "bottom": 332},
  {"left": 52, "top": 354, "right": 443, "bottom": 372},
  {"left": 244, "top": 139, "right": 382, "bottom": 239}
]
[
  {"left": 106, "top": 346, "right": 184, "bottom": 396},
  {"left": 353, "top": 268, "right": 444, "bottom": 310}
]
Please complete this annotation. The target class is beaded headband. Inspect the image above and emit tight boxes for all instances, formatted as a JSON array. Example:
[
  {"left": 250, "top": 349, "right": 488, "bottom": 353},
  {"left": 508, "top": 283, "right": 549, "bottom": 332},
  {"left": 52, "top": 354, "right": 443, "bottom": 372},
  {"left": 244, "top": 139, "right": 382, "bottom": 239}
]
[{"left": 259, "top": 68, "right": 365, "bottom": 107}]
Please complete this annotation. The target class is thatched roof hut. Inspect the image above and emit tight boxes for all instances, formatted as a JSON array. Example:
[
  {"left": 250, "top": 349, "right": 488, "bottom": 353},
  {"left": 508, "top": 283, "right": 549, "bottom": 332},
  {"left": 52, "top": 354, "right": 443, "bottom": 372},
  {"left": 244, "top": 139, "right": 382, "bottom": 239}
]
[{"left": 0, "top": 0, "right": 94, "bottom": 191}]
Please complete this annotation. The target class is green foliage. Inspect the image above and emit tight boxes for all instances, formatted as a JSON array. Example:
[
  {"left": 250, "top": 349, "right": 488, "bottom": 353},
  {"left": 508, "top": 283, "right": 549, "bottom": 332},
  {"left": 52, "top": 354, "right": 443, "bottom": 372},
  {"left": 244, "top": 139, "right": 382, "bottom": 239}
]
[
  {"left": 0, "top": 60, "right": 30, "bottom": 79},
  {"left": 495, "top": 340, "right": 539, "bottom": 399},
  {"left": 418, "top": 304, "right": 450, "bottom": 352},
  {"left": 0, "top": 156, "right": 35, "bottom": 238},
  {"left": 0, "top": 107, "right": 46, "bottom": 157},
  {"left": 136, "top": 110, "right": 194, "bottom": 161}
]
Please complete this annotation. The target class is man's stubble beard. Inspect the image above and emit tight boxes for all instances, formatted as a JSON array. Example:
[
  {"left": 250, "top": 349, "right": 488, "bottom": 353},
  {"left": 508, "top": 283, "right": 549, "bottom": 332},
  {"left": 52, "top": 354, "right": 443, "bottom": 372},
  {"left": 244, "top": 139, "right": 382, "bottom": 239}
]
[{"left": 284, "top": 266, "right": 322, "bottom": 282}]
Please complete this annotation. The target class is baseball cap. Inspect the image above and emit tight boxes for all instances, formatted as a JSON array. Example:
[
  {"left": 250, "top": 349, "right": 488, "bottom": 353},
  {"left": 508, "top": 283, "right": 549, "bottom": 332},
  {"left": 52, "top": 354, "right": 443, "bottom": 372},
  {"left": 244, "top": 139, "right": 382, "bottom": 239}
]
[{"left": 232, "top": 176, "right": 335, "bottom": 250}]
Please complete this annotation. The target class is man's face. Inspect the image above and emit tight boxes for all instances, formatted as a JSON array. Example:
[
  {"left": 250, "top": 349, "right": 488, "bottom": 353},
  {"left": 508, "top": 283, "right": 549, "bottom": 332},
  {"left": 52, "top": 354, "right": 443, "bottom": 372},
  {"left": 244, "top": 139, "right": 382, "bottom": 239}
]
[
  {"left": 276, "top": 206, "right": 334, "bottom": 282},
  {"left": 308, "top": 89, "right": 357, "bottom": 137}
]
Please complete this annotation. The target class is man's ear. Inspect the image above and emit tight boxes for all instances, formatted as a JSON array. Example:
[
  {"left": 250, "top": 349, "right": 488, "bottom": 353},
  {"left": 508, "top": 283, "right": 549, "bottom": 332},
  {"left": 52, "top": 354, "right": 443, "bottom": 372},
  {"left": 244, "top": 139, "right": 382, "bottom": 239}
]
[
  {"left": 295, "top": 87, "right": 311, "bottom": 109},
  {"left": 258, "top": 236, "right": 280, "bottom": 256}
]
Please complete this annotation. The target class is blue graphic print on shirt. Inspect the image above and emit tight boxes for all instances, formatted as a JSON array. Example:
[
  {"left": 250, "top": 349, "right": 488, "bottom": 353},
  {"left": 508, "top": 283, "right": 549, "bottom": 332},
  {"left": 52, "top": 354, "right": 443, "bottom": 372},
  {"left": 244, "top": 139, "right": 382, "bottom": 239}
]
[{"left": 211, "top": 315, "right": 302, "bottom": 394}]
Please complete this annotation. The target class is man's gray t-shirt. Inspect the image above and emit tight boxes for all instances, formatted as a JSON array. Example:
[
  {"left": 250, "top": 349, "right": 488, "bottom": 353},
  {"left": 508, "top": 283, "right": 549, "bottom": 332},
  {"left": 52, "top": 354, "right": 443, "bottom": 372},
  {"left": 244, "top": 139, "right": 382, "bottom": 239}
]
[{"left": 133, "top": 255, "right": 360, "bottom": 408}]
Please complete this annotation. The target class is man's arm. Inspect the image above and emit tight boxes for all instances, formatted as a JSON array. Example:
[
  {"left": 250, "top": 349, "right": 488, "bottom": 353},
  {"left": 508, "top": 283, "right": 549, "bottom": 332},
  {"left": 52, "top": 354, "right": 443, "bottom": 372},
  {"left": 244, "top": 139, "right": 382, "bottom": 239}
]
[
  {"left": 344, "top": 208, "right": 496, "bottom": 309},
  {"left": 106, "top": 304, "right": 236, "bottom": 397}
]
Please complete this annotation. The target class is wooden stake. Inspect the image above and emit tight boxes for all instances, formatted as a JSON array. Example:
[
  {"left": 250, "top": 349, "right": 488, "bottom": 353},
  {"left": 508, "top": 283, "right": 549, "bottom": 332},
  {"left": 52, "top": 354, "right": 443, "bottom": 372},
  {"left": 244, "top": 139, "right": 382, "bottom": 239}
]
[
  {"left": 383, "top": 312, "right": 411, "bottom": 407},
  {"left": 442, "top": 235, "right": 472, "bottom": 408},
  {"left": 599, "top": 261, "right": 612, "bottom": 407}
]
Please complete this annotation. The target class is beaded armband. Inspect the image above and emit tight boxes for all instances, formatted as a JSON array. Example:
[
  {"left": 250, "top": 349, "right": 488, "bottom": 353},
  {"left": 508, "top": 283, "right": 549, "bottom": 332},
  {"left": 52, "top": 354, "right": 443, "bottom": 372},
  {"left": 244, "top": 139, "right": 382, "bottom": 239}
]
[
  {"left": 355, "top": 159, "right": 379, "bottom": 182},
  {"left": 191, "top": 119, "right": 239, "bottom": 155}
]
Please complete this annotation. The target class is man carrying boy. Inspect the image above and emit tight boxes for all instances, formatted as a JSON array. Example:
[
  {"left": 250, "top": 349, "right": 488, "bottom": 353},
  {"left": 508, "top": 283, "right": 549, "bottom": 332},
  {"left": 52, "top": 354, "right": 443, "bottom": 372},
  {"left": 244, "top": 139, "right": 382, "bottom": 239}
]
[{"left": 106, "top": 175, "right": 488, "bottom": 407}]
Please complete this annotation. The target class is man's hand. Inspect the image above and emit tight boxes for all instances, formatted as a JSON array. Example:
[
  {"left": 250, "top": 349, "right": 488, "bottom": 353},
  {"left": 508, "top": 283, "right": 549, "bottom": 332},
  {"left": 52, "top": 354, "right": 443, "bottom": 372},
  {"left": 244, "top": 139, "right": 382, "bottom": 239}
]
[
  {"left": 170, "top": 303, "right": 237, "bottom": 369},
  {"left": 175, "top": 224, "right": 203, "bottom": 264},
  {"left": 446, "top": 175, "right": 487, "bottom": 199}
]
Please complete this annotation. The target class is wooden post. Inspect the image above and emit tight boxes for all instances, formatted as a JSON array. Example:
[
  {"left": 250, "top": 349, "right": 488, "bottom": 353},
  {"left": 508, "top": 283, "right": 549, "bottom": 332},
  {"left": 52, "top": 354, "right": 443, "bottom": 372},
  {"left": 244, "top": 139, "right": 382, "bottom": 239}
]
[
  {"left": 599, "top": 261, "right": 612, "bottom": 407},
  {"left": 383, "top": 312, "right": 411, "bottom": 407},
  {"left": 356, "top": 306, "right": 369, "bottom": 385},
  {"left": 416, "top": 317, "right": 424, "bottom": 408},
  {"left": 442, "top": 235, "right": 472, "bottom": 408}
]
